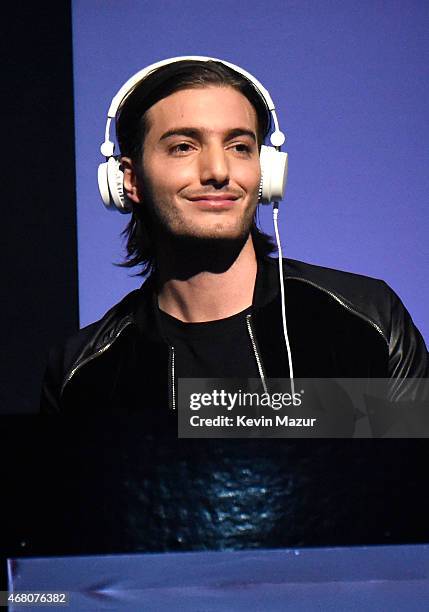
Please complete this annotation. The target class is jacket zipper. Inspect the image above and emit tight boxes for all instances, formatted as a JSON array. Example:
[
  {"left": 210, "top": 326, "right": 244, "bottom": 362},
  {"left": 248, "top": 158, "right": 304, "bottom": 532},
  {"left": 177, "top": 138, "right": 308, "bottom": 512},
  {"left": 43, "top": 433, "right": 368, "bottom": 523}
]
[
  {"left": 60, "top": 318, "right": 134, "bottom": 398},
  {"left": 169, "top": 346, "right": 176, "bottom": 410},
  {"left": 246, "top": 314, "right": 269, "bottom": 395}
]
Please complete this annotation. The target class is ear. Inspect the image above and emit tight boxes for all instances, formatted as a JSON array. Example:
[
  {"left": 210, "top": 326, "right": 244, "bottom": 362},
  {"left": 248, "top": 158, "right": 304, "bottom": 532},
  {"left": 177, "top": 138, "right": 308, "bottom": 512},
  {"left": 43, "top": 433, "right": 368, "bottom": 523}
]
[{"left": 121, "top": 156, "right": 142, "bottom": 204}]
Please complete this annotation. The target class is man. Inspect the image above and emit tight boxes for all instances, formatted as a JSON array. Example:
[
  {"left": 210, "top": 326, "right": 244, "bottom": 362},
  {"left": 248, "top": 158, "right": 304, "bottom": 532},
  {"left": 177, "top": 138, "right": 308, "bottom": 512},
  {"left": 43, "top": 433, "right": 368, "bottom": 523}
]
[
  {"left": 38, "top": 57, "right": 429, "bottom": 556},
  {"left": 41, "top": 57, "right": 428, "bottom": 412}
]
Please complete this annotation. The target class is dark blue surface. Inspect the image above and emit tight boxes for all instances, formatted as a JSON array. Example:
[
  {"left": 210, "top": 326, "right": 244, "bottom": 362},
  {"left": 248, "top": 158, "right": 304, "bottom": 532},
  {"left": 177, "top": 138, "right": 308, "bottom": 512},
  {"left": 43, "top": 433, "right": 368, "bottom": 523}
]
[{"left": 9, "top": 544, "right": 429, "bottom": 610}]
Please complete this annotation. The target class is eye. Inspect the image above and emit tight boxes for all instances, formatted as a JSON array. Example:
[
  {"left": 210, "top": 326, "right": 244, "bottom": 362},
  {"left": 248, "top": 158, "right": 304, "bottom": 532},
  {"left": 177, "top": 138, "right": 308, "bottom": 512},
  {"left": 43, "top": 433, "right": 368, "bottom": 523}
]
[
  {"left": 170, "top": 142, "right": 195, "bottom": 155},
  {"left": 230, "top": 142, "right": 253, "bottom": 156}
]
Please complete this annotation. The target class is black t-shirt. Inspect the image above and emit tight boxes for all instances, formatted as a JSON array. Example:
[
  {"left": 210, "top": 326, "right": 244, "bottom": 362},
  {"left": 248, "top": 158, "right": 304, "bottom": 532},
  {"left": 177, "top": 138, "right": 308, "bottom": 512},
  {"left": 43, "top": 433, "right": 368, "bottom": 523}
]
[{"left": 158, "top": 306, "right": 259, "bottom": 379}]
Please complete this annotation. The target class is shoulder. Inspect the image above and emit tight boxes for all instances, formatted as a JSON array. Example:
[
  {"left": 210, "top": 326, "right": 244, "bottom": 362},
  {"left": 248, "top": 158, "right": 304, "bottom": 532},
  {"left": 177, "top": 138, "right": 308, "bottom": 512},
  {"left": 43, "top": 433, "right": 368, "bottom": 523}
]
[
  {"left": 280, "top": 257, "right": 428, "bottom": 383},
  {"left": 65, "top": 288, "right": 144, "bottom": 365},
  {"left": 283, "top": 257, "right": 389, "bottom": 296},
  {"left": 40, "top": 286, "right": 147, "bottom": 412},
  {"left": 281, "top": 257, "right": 394, "bottom": 341}
]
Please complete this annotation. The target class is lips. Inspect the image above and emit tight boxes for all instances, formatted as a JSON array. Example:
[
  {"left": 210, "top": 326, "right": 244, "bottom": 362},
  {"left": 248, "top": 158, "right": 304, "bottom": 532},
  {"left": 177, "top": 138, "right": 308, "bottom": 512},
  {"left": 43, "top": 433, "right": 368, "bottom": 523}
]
[
  {"left": 187, "top": 194, "right": 239, "bottom": 202},
  {"left": 187, "top": 195, "right": 239, "bottom": 210}
]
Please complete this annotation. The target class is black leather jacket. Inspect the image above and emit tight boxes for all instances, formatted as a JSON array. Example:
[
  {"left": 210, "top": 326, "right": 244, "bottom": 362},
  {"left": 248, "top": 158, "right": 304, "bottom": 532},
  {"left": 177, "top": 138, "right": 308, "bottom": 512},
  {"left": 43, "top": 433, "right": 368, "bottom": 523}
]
[{"left": 41, "top": 257, "right": 428, "bottom": 412}]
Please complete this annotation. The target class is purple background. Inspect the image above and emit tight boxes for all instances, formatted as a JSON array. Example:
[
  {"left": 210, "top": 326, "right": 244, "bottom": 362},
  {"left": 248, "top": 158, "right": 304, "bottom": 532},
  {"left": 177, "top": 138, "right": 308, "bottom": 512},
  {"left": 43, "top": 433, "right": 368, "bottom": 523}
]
[{"left": 72, "top": 0, "right": 428, "bottom": 343}]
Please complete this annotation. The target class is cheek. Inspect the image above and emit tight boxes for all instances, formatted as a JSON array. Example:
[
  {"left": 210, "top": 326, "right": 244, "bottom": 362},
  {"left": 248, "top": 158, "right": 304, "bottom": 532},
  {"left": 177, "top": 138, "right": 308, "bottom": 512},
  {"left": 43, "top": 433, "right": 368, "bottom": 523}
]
[
  {"left": 236, "top": 162, "right": 261, "bottom": 195},
  {"left": 148, "top": 159, "right": 195, "bottom": 196}
]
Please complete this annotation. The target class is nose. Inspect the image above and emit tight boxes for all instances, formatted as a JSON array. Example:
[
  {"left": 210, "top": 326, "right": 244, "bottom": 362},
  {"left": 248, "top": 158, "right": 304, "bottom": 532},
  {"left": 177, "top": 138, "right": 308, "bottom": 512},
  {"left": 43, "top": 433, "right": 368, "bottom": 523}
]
[{"left": 199, "top": 143, "right": 229, "bottom": 187}]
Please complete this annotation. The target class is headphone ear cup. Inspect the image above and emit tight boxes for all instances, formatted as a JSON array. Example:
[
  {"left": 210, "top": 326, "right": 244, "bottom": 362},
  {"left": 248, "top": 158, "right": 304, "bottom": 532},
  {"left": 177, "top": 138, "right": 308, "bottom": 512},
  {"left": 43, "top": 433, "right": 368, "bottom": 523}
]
[
  {"left": 259, "top": 145, "right": 288, "bottom": 204},
  {"left": 107, "top": 157, "right": 133, "bottom": 213},
  {"left": 98, "top": 157, "right": 133, "bottom": 213},
  {"left": 98, "top": 161, "right": 112, "bottom": 209}
]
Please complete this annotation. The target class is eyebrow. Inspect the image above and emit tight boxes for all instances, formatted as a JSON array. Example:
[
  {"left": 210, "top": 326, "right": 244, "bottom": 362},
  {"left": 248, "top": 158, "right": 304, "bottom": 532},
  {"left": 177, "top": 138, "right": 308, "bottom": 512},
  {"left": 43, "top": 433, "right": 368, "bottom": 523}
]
[{"left": 159, "top": 127, "right": 257, "bottom": 143}]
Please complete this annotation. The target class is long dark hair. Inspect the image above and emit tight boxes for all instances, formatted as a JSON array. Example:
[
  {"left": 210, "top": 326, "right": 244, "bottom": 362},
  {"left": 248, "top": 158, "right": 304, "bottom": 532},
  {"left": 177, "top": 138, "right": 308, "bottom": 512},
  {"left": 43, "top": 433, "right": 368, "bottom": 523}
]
[{"left": 116, "top": 60, "right": 277, "bottom": 276}]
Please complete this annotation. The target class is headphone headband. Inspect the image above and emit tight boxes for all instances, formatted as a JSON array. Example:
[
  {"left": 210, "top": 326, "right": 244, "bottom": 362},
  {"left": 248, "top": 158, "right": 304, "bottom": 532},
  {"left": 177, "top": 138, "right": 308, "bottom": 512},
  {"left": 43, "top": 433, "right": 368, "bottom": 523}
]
[{"left": 108, "top": 56, "right": 276, "bottom": 118}]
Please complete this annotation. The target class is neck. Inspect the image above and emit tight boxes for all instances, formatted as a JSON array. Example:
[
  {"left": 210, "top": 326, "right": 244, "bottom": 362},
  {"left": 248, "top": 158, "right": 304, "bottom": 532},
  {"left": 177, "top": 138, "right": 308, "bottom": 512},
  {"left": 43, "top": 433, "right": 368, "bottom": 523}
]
[{"left": 156, "top": 234, "right": 257, "bottom": 322}]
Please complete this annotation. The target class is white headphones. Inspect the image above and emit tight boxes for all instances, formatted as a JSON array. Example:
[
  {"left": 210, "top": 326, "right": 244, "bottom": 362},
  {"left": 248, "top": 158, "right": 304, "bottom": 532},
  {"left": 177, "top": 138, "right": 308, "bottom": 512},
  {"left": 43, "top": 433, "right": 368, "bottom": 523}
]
[{"left": 98, "top": 55, "right": 288, "bottom": 213}]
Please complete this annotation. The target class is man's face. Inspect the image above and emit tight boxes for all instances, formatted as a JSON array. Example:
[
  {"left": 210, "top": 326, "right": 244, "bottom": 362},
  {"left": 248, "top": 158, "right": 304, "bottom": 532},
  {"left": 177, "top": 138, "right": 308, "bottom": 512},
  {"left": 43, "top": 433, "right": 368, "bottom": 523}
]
[{"left": 129, "top": 85, "right": 261, "bottom": 242}]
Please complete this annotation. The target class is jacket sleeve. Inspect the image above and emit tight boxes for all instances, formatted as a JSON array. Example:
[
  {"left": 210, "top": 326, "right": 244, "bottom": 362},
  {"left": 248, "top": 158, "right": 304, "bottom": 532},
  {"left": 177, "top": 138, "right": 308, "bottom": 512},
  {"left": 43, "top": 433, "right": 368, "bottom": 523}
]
[
  {"left": 384, "top": 282, "right": 429, "bottom": 402},
  {"left": 40, "top": 323, "right": 97, "bottom": 413},
  {"left": 40, "top": 344, "right": 65, "bottom": 413}
]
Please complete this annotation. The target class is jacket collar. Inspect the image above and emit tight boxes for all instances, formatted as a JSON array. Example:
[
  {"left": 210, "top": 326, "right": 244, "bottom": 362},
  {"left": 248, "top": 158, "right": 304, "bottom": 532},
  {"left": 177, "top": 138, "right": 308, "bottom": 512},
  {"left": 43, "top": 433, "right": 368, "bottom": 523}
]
[
  {"left": 132, "top": 256, "right": 281, "bottom": 340},
  {"left": 252, "top": 256, "right": 281, "bottom": 309}
]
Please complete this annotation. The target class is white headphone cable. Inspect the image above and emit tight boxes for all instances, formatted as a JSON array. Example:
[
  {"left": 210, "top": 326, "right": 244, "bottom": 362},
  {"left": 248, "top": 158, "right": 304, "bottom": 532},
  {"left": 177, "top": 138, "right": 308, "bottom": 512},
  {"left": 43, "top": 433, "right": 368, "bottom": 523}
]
[{"left": 272, "top": 203, "right": 295, "bottom": 397}]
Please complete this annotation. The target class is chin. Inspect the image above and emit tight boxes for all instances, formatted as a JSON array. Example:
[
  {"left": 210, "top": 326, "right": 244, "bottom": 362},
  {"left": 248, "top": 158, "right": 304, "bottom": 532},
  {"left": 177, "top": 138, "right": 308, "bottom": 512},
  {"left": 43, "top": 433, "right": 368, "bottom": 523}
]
[
  {"left": 153, "top": 206, "right": 256, "bottom": 246},
  {"left": 183, "top": 225, "right": 251, "bottom": 242},
  {"left": 178, "top": 213, "right": 254, "bottom": 239}
]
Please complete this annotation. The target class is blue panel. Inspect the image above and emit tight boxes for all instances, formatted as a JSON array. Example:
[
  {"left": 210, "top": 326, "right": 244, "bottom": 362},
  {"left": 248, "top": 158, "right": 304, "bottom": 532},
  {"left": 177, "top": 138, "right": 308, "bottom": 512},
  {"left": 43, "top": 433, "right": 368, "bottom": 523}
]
[
  {"left": 8, "top": 545, "right": 429, "bottom": 610},
  {"left": 72, "top": 0, "right": 429, "bottom": 343}
]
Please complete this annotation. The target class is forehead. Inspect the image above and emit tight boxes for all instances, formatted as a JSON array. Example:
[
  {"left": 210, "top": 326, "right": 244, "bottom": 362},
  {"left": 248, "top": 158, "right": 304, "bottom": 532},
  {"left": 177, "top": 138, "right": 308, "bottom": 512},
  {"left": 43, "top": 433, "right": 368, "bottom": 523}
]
[{"left": 144, "top": 85, "right": 258, "bottom": 137}]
